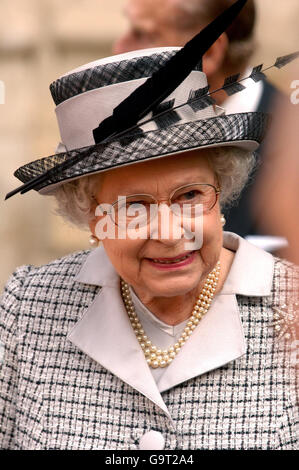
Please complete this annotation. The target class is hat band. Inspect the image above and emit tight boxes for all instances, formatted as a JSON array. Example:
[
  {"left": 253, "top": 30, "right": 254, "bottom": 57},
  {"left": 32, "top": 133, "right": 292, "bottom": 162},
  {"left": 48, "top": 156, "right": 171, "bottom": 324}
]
[{"left": 55, "top": 71, "right": 216, "bottom": 152}]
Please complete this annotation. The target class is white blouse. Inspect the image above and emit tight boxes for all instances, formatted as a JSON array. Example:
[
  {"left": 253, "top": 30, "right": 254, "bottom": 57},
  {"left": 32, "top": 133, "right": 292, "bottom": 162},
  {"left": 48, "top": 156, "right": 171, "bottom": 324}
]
[{"left": 129, "top": 284, "right": 189, "bottom": 382}]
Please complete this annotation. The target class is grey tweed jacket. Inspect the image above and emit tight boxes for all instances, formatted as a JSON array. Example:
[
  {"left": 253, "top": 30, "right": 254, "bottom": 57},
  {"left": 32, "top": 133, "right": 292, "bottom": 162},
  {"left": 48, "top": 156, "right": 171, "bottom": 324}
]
[{"left": 0, "top": 233, "right": 298, "bottom": 450}]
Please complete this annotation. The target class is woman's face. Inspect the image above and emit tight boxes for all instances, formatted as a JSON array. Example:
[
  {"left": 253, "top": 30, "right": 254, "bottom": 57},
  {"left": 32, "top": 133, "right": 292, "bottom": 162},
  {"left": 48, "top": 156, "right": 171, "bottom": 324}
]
[{"left": 90, "top": 149, "right": 223, "bottom": 300}]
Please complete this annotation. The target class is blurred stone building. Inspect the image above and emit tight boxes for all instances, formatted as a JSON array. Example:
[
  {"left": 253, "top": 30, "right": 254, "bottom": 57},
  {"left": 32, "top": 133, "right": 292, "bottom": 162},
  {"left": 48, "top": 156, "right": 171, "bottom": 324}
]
[{"left": 1, "top": 0, "right": 299, "bottom": 289}]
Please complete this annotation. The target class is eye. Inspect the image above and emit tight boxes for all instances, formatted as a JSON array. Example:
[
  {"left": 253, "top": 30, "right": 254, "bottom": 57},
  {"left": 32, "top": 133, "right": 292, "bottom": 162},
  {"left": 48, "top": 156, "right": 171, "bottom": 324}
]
[
  {"left": 126, "top": 200, "right": 149, "bottom": 208},
  {"left": 132, "top": 29, "right": 148, "bottom": 41},
  {"left": 174, "top": 189, "right": 203, "bottom": 203},
  {"left": 184, "top": 190, "right": 199, "bottom": 200}
]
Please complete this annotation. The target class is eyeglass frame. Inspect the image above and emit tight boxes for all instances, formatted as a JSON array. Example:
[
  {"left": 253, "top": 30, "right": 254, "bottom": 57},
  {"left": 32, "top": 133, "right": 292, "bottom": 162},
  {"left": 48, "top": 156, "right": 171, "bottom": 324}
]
[{"left": 94, "top": 182, "right": 221, "bottom": 227}]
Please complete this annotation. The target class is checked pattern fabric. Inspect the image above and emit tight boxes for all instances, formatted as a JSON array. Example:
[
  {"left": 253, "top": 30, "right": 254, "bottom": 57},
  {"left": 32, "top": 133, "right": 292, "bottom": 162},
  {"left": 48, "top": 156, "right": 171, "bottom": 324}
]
[
  {"left": 14, "top": 112, "right": 268, "bottom": 193},
  {"left": 0, "top": 251, "right": 298, "bottom": 450},
  {"left": 50, "top": 51, "right": 202, "bottom": 106}
]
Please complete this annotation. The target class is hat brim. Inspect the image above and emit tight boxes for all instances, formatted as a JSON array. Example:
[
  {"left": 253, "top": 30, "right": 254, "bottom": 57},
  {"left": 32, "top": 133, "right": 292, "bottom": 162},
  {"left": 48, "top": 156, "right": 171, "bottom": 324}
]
[{"left": 14, "top": 112, "right": 268, "bottom": 195}]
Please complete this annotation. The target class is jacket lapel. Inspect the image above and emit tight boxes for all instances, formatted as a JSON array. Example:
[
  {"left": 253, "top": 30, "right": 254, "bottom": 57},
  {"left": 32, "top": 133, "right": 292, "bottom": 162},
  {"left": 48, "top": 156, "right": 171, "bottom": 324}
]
[
  {"left": 156, "top": 292, "right": 246, "bottom": 392},
  {"left": 67, "top": 281, "right": 172, "bottom": 419}
]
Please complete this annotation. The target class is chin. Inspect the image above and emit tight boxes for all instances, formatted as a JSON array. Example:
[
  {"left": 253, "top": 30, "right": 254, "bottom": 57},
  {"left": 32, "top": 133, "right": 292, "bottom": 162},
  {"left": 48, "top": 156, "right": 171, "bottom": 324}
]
[{"left": 147, "top": 276, "right": 199, "bottom": 298}]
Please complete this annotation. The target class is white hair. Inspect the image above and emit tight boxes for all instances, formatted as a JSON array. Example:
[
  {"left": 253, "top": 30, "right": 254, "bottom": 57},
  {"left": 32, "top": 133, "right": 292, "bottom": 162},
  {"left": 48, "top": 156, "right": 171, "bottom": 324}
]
[
  {"left": 51, "top": 146, "right": 256, "bottom": 230},
  {"left": 207, "top": 146, "right": 256, "bottom": 207}
]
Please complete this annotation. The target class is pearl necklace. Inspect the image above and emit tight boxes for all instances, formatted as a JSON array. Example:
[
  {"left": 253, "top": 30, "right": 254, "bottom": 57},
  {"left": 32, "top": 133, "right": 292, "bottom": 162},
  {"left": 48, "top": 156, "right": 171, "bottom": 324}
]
[{"left": 120, "top": 261, "right": 221, "bottom": 369}]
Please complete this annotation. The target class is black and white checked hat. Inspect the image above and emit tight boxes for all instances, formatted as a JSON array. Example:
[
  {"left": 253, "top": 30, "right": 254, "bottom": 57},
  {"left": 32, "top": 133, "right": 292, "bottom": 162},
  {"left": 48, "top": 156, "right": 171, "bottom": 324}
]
[{"left": 13, "top": 47, "right": 268, "bottom": 194}]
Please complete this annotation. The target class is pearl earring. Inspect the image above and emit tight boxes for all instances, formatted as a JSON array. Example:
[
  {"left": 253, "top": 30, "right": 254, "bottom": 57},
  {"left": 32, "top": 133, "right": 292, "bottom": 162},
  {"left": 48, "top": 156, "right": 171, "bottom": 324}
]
[
  {"left": 220, "top": 214, "right": 226, "bottom": 227},
  {"left": 89, "top": 235, "right": 99, "bottom": 247}
]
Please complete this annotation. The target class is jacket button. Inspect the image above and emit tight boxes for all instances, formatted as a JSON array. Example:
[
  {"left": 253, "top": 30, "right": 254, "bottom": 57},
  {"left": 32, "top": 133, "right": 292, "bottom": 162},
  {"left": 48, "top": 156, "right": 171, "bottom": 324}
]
[{"left": 139, "top": 430, "right": 165, "bottom": 450}]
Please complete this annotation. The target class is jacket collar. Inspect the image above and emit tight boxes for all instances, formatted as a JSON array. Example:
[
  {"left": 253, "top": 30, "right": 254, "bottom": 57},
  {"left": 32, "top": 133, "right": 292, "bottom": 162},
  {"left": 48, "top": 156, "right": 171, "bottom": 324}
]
[
  {"left": 74, "top": 231, "right": 274, "bottom": 296},
  {"left": 67, "top": 281, "right": 172, "bottom": 418},
  {"left": 219, "top": 231, "right": 274, "bottom": 296},
  {"left": 67, "top": 232, "right": 274, "bottom": 417}
]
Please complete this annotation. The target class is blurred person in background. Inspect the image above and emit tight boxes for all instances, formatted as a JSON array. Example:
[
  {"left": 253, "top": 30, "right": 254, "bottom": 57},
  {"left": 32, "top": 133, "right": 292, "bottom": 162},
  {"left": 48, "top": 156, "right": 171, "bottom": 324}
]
[
  {"left": 252, "top": 72, "right": 299, "bottom": 339},
  {"left": 252, "top": 76, "right": 299, "bottom": 265},
  {"left": 114, "top": 0, "right": 257, "bottom": 109},
  {"left": 114, "top": 0, "right": 288, "bottom": 253}
]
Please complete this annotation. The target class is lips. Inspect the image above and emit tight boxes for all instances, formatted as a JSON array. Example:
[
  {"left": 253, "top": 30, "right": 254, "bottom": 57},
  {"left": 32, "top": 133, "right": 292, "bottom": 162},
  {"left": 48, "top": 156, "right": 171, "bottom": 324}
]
[{"left": 147, "top": 251, "right": 195, "bottom": 264}]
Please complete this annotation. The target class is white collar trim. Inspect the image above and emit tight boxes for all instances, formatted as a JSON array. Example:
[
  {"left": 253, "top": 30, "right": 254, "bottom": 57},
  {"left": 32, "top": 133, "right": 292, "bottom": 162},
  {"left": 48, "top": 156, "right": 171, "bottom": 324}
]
[{"left": 74, "top": 231, "right": 274, "bottom": 297}]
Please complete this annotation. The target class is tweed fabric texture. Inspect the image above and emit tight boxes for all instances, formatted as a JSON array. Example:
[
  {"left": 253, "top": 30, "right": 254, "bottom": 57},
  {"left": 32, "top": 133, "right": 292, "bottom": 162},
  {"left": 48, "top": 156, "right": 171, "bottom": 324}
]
[
  {"left": 14, "top": 112, "right": 267, "bottom": 193},
  {"left": 50, "top": 51, "right": 202, "bottom": 106},
  {"left": 0, "top": 251, "right": 298, "bottom": 450}
]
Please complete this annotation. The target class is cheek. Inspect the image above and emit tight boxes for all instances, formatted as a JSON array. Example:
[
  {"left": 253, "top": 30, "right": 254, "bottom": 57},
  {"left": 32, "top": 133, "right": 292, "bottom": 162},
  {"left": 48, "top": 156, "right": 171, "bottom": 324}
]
[
  {"left": 102, "top": 239, "right": 146, "bottom": 281},
  {"left": 200, "top": 210, "right": 223, "bottom": 257}
]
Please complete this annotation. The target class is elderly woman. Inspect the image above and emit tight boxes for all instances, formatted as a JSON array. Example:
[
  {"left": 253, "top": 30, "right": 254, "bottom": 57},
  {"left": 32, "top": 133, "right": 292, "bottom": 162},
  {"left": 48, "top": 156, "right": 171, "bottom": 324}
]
[{"left": 1, "top": 6, "right": 298, "bottom": 449}]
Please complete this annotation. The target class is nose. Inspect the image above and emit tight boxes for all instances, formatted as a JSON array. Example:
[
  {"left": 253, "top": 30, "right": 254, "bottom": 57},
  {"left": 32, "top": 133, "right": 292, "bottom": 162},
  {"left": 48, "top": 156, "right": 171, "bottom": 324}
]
[{"left": 149, "top": 203, "right": 185, "bottom": 243}]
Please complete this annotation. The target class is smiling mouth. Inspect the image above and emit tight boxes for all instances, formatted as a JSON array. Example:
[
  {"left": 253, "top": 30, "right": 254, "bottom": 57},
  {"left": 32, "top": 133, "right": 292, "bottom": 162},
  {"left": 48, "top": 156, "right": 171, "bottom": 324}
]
[{"left": 147, "top": 251, "right": 195, "bottom": 264}]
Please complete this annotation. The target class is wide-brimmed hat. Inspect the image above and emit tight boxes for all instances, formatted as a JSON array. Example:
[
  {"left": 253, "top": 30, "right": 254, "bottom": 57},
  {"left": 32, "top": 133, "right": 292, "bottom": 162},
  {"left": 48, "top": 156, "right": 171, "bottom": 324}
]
[
  {"left": 5, "top": 0, "right": 284, "bottom": 199},
  {"left": 13, "top": 46, "right": 267, "bottom": 195}
]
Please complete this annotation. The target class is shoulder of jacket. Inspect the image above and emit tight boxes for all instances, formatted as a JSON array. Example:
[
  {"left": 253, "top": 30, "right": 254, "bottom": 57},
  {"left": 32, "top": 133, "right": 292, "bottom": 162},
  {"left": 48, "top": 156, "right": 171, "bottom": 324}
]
[
  {"left": 33, "top": 249, "right": 93, "bottom": 285},
  {"left": 271, "top": 256, "right": 299, "bottom": 342},
  {"left": 31, "top": 249, "right": 91, "bottom": 276},
  {"left": 273, "top": 255, "right": 299, "bottom": 272},
  {"left": 4, "top": 249, "right": 92, "bottom": 294},
  {"left": 272, "top": 256, "right": 299, "bottom": 290}
]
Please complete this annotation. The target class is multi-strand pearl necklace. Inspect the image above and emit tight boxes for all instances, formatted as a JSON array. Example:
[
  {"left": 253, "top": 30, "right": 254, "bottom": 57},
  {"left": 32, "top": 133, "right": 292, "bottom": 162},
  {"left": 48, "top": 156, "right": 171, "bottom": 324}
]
[{"left": 120, "top": 261, "right": 221, "bottom": 369}]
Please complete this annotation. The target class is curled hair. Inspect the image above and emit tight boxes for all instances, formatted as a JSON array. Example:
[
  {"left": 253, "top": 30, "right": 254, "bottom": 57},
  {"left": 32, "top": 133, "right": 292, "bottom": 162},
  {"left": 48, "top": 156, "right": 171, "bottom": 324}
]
[
  {"left": 51, "top": 174, "right": 101, "bottom": 230},
  {"left": 51, "top": 146, "right": 256, "bottom": 229},
  {"left": 205, "top": 146, "right": 256, "bottom": 208}
]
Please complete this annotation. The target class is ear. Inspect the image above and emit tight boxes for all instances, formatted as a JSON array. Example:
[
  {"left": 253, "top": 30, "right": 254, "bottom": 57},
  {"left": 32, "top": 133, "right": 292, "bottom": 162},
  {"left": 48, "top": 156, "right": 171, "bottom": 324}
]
[
  {"left": 88, "top": 217, "right": 97, "bottom": 238},
  {"left": 202, "top": 32, "right": 229, "bottom": 77},
  {"left": 88, "top": 198, "right": 100, "bottom": 239},
  {"left": 88, "top": 200, "right": 113, "bottom": 243}
]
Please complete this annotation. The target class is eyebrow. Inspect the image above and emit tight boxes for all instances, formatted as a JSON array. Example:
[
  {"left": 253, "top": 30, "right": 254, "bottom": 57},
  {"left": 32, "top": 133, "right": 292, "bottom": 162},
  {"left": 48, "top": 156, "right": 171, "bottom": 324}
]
[{"left": 113, "top": 179, "right": 217, "bottom": 197}]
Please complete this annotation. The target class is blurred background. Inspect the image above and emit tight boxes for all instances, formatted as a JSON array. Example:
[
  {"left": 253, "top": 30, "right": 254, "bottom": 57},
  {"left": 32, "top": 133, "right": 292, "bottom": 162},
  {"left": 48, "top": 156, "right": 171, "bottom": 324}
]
[{"left": 1, "top": 0, "right": 299, "bottom": 290}]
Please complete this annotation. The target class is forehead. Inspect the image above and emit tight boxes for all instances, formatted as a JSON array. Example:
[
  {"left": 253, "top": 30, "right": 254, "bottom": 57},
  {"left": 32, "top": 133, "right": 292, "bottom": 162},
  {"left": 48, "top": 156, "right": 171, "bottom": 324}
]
[
  {"left": 97, "top": 150, "right": 216, "bottom": 198},
  {"left": 126, "top": 0, "right": 177, "bottom": 25}
]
